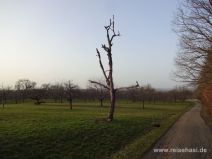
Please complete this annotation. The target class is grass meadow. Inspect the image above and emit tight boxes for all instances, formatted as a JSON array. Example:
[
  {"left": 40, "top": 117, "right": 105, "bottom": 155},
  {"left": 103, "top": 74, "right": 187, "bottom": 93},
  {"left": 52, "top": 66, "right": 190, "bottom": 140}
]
[{"left": 0, "top": 101, "right": 193, "bottom": 159}]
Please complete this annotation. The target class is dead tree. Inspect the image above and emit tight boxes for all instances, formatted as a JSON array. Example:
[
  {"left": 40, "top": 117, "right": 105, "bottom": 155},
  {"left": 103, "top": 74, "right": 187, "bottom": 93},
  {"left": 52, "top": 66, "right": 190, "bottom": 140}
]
[{"left": 90, "top": 16, "right": 138, "bottom": 121}]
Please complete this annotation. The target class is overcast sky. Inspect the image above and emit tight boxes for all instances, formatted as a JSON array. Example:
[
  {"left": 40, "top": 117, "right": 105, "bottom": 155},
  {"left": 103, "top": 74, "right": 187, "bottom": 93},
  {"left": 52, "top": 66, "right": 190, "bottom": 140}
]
[{"left": 0, "top": 0, "right": 183, "bottom": 89}]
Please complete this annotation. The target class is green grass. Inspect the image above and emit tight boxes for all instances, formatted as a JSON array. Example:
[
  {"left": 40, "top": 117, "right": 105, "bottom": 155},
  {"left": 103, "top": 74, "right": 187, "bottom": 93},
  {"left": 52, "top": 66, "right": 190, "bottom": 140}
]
[{"left": 0, "top": 101, "right": 193, "bottom": 159}]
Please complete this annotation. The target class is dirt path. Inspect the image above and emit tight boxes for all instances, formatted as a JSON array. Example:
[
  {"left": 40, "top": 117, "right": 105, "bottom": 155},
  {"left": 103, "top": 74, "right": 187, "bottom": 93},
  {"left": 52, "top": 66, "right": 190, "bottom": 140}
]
[{"left": 142, "top": 102, "right": 212, "bottom": 159}]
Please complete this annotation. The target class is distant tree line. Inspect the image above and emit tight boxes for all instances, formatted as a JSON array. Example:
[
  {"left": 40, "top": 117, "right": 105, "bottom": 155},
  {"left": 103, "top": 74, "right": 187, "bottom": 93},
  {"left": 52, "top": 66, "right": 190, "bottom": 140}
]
[{"left": 0, "top": 78, "right": 193, "bottom": 109}]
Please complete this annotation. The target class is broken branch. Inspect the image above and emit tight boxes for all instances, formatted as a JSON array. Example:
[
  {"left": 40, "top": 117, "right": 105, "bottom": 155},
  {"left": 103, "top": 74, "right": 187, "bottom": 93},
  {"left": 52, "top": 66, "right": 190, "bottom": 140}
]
[
  {"left": 117, "top": 81, "right": 139, "bottom": 91},
  {"left": 89, "top": 80, "right": 110, "bottom": 90}
]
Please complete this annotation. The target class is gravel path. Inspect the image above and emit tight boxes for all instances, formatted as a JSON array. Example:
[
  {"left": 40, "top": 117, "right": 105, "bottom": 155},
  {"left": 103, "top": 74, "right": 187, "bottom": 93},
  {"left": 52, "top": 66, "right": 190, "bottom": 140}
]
[{"left": 142, "top": 102, "right": 212, "bottom": 159}]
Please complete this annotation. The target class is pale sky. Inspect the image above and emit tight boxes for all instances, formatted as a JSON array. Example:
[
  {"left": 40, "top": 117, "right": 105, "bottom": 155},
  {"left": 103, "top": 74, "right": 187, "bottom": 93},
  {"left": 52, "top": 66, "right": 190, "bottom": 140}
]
[{"left": 0, "top": 0, "right": 182, "bottom": 89}]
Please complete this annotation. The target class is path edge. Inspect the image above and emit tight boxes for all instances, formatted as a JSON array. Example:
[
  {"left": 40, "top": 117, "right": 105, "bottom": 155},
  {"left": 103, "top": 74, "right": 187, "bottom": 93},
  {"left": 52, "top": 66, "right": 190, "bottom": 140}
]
[{"left": 141, "top": 102, "right": 195, "bottom": 158}]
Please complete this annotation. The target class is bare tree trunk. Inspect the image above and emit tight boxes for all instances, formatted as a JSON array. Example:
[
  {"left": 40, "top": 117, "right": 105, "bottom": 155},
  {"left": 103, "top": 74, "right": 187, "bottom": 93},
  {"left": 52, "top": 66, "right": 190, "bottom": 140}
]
[
  {"left": 99, "top": 88, "right": 104, "bottom": 107},
  {"left": 107, "top": 89, "right": 116, "bottom": 121},
  {"left": 15, "top": 96, "right": 18, "bottom": 104},
  {"left": 142, "top": 99, "right": 144, "bottom": 109},
  {"left": 69, "top": 99, "right": 72, "bottom": 110},
  {"left": 68, "top": 94, "right": 73, "bottom": 109},
  {"left": 100, "top": 98, "right": 103, "bottom": 107},
  {"left": 69, "top": 94, "right": 73, "bottom": 110},
  {"left": 60, "top": 97, "right": 63, "bottom": 103},
  {"left": 22, "top": 93, "right": 25, "bottom": 103},
  {"left": 153, "top": 96, "right": 156, "bottom": 104},
  {"left": 2, "top": 91, "right": 5, "bottom": 108}
]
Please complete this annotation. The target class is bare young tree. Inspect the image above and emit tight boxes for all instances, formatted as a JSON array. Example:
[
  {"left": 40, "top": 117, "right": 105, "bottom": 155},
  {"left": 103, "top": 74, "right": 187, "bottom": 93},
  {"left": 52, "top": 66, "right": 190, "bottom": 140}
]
[
  {"left": 15, "top": 79, "right": 36, "bottom": 102},
  {"left": 31, "top": 88, "right": 46, "bottom": 105},
  {"left": 64, "top": 80, "right": 78, "bottom": 110},
  {"left": 173, "top": 0, "right": 212, "bottom": 85},
  {"left": 90, "top": 16, "right": 138, "bottom": 121}
]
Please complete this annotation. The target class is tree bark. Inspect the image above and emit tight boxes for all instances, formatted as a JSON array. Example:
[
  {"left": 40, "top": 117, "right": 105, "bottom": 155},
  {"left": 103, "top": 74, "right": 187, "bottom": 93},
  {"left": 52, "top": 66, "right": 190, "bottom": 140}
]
[
  {"left": 142, "top": 99, "right": 145, "bottom": 109},
  {"left": 69, "top": 97, "right": 72, "bottom": 110},
  {"left": 107, "top": 89, "right": 116, "bottom": 121},
  {"left": 100, "top": 98, "right": 103, "bottom": 107}
]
